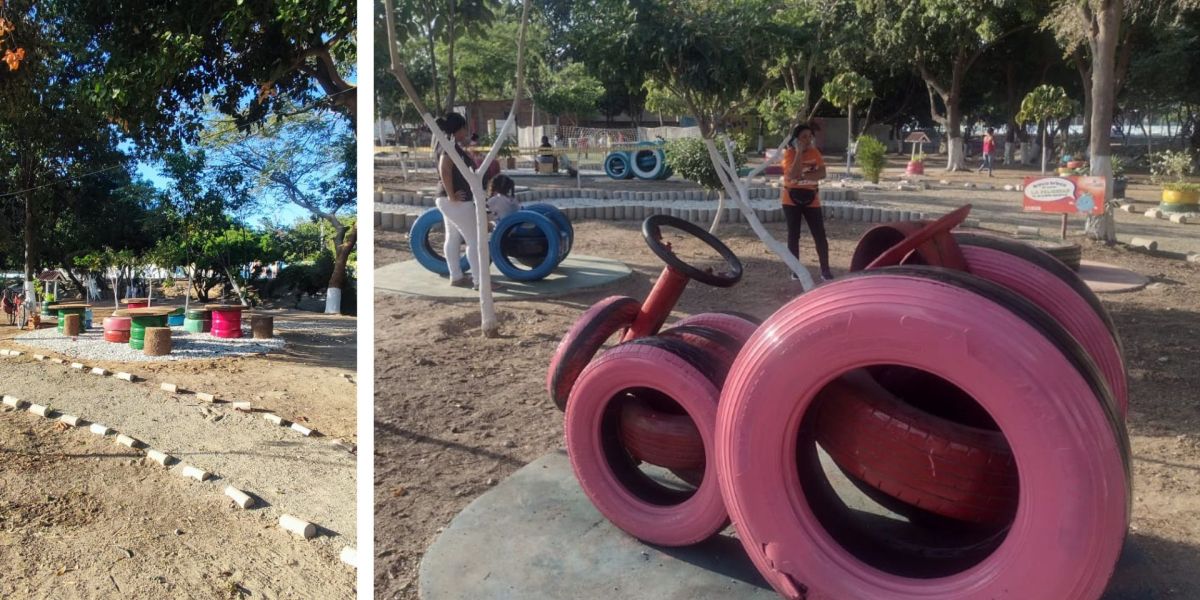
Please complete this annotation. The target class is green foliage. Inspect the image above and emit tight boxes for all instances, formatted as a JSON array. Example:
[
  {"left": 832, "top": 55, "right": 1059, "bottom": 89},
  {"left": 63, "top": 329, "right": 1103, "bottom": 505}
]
[
  {"left": 756, "top": 89, "right": 809, "bottom": 134},
  {"left": 822, "top": 72, "right": 874, "bottom": 111},
  {"left": 1150, "top": 150, "right": 1197, "bottom": 185},
  {"left": 664, "top": 138, "right": 747, "bottom": 192},
  {"left": 856, "top": 136, "right": 888, "bottom": 183},
  {"left": 1164, "top": 182, "right": 1200, "bottom": 193},
  {"left": 1110, "top": 155, "right": 1127, "bottom": 178},
  {"left": 532, "top": 62, "right": 605, "bottom": 121},
  {"left": 1016, "top": 85, "right": 1075, "bottom": 125}
]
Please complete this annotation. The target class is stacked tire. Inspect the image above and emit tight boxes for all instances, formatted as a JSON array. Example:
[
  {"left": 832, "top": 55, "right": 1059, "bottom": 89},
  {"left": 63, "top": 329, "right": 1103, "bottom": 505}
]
[
  {"left": 490, "top": 205, "right": 573, "bottom": 281},
  {"left": 604, "top": 144, "right": 672, "bottom": 181},
  {"left": 410, "top": 204, "right": 574, "bottom": 283},
  {"left": 551, "top": 217, "right": 1131, "bottom": 600},
  {"left": 184, "top": 309, "right": 212, "bottom": 333},
  {"left": 103, "top": 316, "right": 131, "bottom": 343}
]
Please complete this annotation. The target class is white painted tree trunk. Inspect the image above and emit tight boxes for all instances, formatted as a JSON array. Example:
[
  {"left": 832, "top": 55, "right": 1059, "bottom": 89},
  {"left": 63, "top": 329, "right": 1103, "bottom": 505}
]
[
  {"left": 384, "top": 0, "right": 532, "bottom": 337},
  {"left": 1041, "top": 127, "right": 1048, "bottom": 174},
  {"left": 945, "top": 137, "right": 966, "bottom": 171},
  {"left": 325, "top": 287, "right": 342, "bottom": 314},
  {"left": 703, "top": 139, "right": 815, "bottom": 291}
]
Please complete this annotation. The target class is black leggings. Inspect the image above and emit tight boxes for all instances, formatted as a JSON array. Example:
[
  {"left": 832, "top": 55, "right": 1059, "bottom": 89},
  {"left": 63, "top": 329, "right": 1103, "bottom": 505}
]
[{"left": 782, "top": 203, "right": 830, "bottom": 273}]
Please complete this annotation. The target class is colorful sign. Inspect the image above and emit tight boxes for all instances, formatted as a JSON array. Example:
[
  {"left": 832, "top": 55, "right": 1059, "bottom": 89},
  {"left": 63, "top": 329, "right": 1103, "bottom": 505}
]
[{"left": 1022, "top": 176, "right": 1106, "bottom": 215}]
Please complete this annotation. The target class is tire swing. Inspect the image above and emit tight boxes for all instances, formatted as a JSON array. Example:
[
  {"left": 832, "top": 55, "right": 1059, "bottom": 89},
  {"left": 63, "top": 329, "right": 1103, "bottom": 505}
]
[
  {"left": 630, "top": 145, "right": 668, "bottom": 180},
  {"left": 603, "top": 151, "right": 634, "bottom": 180},
  {"left": 522, "top": 203, "right": 574, "bottom": 255},
  {"left": 409, "top": 209, "right": 471, "bottom": 276},
  {"left": 489, "top": 210, "right": 569, "bottom": 281},
  {"left": 715, "top": 268, "right": 1130, "bottom": 600}
]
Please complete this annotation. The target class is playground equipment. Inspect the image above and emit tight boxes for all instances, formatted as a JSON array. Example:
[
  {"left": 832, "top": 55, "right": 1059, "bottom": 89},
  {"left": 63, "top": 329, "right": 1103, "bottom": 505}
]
[
  {"left": 548, "top": 208, "right": 1130, "bottom": 599},
  {"left": 166, "top": 307, "right": 185, "bottom": 327},
  {"left": 410, "top": 204, "right": 575, "bottom": 282},
  {"left": 603, "top": 143, "right": 672, "bottom": 181}
]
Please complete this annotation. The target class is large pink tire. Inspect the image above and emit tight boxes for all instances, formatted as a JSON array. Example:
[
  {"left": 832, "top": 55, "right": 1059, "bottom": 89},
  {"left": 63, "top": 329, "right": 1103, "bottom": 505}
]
[
  {"left": 547, "top": 296, "right": 642, "bottom": 412},
  {"left": 947, "top": 233, "right": 1128, "bottom": 416},
  {"left": 716, "top": 269, "right": 1129, "bottom": 600},
  {"left": 670, "top": 312, "right": 760, "bottom": 347},
  {"left": 566, "top": 340, "right": 727, "bottom": 546}
]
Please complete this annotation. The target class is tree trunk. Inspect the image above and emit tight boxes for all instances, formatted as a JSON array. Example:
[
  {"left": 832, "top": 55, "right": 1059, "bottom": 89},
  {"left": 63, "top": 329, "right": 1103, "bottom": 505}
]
[
  {"left": 426, "top": 34, "right": 441, "bottom": 114},
  {"left": 945, "top": 100, "right": 966, "bottom": 171},
  {"left": 1084, "top": 0, "right": 1121, "bottom": 244},
  {"left": 1041, "top": 125, "right": 1048, "bottom": 174},
  {"left": 846, "top": 102, "right": 854, "bottom": 175},
  {"left": 325, "top": 223, "right": 357, "bottom": 314},
  {"left": 23, "top": 194, "right": 35, "bottom": 305},
  {"left": 445, "top": 0, "right": 458, "bottom": 113}
]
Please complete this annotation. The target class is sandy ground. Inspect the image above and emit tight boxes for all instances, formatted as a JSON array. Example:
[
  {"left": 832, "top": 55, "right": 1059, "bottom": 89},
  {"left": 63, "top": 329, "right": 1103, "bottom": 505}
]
[
  {"left": 0, "top": 307, "right": 357, "bottom": 599},
  {"left": 0, "top": 409, "right": 355, "bottom": 599},
  {"left": 374, "top": 215, "right": 1200, "bottom": 599}
]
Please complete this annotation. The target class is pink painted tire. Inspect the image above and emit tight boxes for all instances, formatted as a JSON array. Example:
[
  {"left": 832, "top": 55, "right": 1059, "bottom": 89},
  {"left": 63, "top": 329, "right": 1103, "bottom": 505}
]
[
  {"left": 566, "top": 340, "right": 727, "bottom": 546},
  {"left": 670, "top": 312, "right": 760, "bottom": 347},
  {"left": 716, "top": 269, "right": 1129, "bottom": 600},
  {"left": 547, "top": 296, "right": 641, "bottom": 412},
  {"left": 945, "top": 232, "right": 1128, "bottom": 416},
  {"left": 103, "top": 316, "right": 131, "bottom": 331}
]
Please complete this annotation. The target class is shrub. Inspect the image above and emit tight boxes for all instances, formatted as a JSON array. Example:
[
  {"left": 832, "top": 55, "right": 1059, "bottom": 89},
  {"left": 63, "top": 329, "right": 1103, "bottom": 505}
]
[
  {"left": 664, "top": 137, "right": 746, "bottom": 192},
  {"left": 1149, "top": 150, "right": 1196, "bottom": 185},
  {"left": 856, "top": 136, "right": 887, "bottom": 183}
]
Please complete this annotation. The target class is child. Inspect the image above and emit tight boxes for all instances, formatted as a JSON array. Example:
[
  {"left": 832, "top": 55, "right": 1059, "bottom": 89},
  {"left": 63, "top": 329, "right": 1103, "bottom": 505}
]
[{"left": 486, "top": 174, "right": 520, "bottom": 223}]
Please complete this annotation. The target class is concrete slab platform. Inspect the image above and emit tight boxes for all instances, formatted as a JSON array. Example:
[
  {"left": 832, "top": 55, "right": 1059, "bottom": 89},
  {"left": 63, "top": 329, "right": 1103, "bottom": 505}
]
[
  {"left": 1079, "top": 260, "right": 1150, "bottom": 294},
  {"left": 375, "top": 255, "right": 632, "bottom": 301},
  {"left": 418, "top": 450, "right": 1172, "bottom": 600}
]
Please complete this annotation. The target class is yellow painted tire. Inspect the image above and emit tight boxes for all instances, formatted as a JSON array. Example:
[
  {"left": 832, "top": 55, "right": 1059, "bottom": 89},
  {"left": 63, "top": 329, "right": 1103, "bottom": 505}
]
[{"left": 1161, "top": 188, "right": 1200, "bottom": 206}]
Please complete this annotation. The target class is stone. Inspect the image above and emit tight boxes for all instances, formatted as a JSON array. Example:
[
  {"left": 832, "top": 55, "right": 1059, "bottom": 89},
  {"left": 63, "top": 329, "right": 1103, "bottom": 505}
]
[
  {"left": 2, "top": 395, "right": 23, "bottom": 409},
  {"left": 224, "top": 486, "right": 255, "bottom": 509},
  {"left": 59, "top": 415, "right": 82, "bottom": 427},
  {"left": 196, "top": 392, "right": 217, "bottom": 403},
  {"left": 28, "top": 404, "right": 52, "bottom": 418},
  {"left": 264, "top": 413, "right": 286, "bottom": 426},
  {"left": 115, "top": 372, "right": 135, "bottom": 382},
  {"left": 160, "top": 383, "right": 179, "bottom": 393},
  {"left": 251, "top": 315, "right": 274, "bottom": 339},
  {"left": 1119, "top": 203, "right": 1137, "bottom": 213},
  {"left": 340, "top": 547, "right": 358, "bottom": 568},
  {"left": 232, "top": 402, "right": 253, "bottom": 412},
  {"left": 90, "top": 367, "right": 108, "bottom": 376},
  {"left": 1144, "top": 208, "right": 1164, "bottom": 219},
  {"left": 290, "top": 423, "right": 314, "bottom": 436},
  {"left": 146, "top": 449, "right": 174, "bottom": 467},
  {"left": 1130, "top": 237, "right": 1159, "bottom": 251},
  {"left": 89, "top": 423, "right": 112, "bottom": 436},
  {"left": 280, "top": 514, "right": 317, "bottom": 539},
  {"left": 70, "top": 362, "right": 85, "bottom": 370},
  {"left": 143, "top": 327, "right": 172, "bottom": 357},
  {"left": 178, "top": 465, "right": 210, "bottom": 480},
  {"left": 116, "top": 434, "right": 141, "bottom": 448},
  {"left": 1169, "top": 214, "right": 1189, "bottom": 224}
]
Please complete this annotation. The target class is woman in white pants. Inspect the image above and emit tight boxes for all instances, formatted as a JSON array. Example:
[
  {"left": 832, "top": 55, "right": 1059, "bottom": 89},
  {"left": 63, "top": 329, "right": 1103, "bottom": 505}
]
[{"left": 433, "top": 113, "right": 494, "bottom": 290}]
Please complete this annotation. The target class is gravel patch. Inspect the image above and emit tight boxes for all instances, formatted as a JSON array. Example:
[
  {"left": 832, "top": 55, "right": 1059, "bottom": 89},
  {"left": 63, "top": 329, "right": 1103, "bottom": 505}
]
[{"left": 13, "top": 327, "right": 285, "bottom": 362}]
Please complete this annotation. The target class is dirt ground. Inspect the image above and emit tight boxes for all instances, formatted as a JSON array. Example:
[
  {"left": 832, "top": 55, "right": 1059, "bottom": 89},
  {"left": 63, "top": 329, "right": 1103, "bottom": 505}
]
[
  {"left": 374, "top": 215, "right": 1200, "bottom": 599},
  {"left": 0, "top": 306, "right": 358, "bottom": 599}
]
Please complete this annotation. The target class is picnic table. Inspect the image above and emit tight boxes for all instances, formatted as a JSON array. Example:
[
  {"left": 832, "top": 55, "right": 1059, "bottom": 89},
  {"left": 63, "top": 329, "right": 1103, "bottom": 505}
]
[
  {"left": 124, "top": 306, "right": 174, "bottom": 350},
  {"left": 49, "top": 302, "right": 90, "bottom": 333}
]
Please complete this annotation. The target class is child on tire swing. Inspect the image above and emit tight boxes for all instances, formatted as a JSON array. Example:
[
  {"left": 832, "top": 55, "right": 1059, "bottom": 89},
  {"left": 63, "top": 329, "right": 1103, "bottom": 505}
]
[{"left": 486, "top": 174, "right": 520, "bottom": 224}]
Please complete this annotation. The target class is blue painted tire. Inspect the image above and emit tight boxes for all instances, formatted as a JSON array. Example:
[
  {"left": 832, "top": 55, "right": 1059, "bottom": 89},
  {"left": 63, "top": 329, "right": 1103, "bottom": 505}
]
[
  {"left": 410, "top": 209, "right": 471, "bottom": 276},
  {"left": 604, "top": 152, "right": 634, "bottom": 180},
  {"left": 491, "top": 211, "right": 563, "bottom": 281},
  {"left": 631, "top": 148, "right": 667, "bottom": 180},
  {"left": 523, "top": 203, "right": 574, "bottom": 255}
]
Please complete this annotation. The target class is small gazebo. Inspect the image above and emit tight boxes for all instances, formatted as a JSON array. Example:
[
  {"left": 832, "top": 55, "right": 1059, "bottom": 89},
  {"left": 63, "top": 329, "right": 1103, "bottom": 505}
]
[{"left": 36, "top": 270, "right": 69, "bottom": 300}]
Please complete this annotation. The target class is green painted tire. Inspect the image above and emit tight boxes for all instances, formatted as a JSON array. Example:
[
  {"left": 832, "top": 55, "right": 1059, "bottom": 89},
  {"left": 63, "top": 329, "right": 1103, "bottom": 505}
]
[{"left": 130, "top": 315, "right": 167, "bottom": 350}]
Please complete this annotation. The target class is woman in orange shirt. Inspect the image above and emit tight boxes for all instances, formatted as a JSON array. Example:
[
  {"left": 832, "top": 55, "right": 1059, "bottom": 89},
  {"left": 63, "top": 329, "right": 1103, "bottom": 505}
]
[{"left": 780, "top": 123, "right": 833, "bottom": 281}]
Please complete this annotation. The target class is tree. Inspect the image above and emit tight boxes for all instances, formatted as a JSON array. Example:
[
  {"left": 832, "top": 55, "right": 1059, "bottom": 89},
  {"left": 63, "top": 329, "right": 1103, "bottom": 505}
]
[
  {"left": 1017, "top": 85, "right": 1075, "bottom": 173},
  {"left": 823, "top": 72, "right": 874, "bottom": 174},
  {"left": 532, "top": 62, "right": 604, "bottom": 125},
  {"left": 385, "top": 0, "right": 533, "bottom": 336},
  {"left": 664, "top": 138, "right": 746, "bottom": 193},
  {"left": 74, "top": 0, "right": 356, "bottom": 144},
  {"left": 386, "top": 0, "right": 500, "bottom": 114},
  {"left": 857, "top": 0, "right": 1037, "bottom": 171},
  {"left": 206, "top": 110, "right": 357, "bottom": 314}
]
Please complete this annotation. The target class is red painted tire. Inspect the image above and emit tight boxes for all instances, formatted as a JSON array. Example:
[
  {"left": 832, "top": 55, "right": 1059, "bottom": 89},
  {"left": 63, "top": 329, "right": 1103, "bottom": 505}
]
[
  {"left": 619, "top": 397, "right": 706, "bottom": 470},
  {"left": 566, "top": 340, "right": 727, "bottom": 546},
  {"left": 547, "top": 296, "right": 642, "bottom": 412},
  {"left": 670, "top": 312, "right": 760, "bottom": 348},
  {"left": 716, "top": 269, "right": 1129, "bottom": 599},
  {"left": 814, "top": 370, "right": 1017, "bottom": 524},
  {"left": 104, "top": 330, "right": 131, "bottom": 343},
  {"left": 946, "top": 232, "right": 1128, "bottom": 416},
  {"left": 103, "top": 316, "right": 131, "bottom": 331},
  {"left": 617, "top": 326, "right": 743, "bottom": 472}
]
